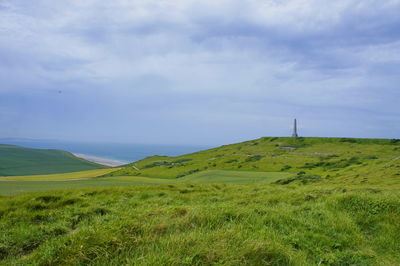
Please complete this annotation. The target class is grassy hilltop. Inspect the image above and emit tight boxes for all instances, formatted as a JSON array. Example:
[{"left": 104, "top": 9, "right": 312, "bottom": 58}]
[
  {"left": 0, "top": 144, "right": 106, "bottom": 176},
  {"left": 108, "top": 137, "right": 400, "bottom": 185},
  {"left": 0, "top": 137, "right": 399, "bottom": 265}
]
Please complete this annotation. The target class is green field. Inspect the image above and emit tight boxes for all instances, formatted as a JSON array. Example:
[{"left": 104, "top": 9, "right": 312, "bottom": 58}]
[
  {"left": 0, "top": 169, "right": 118, "bottom": 181},
  {"left": 0, "top": 183, "right": 399, "bottom": 265},
  {"left": 0, "top": 177, "right": 167, "bottom": 196},
  {"left": 0, "top": 144, "right": 106, "bottom": 176},
  {"left": 0, "top": 170, "right": 289, "bottom": 195},
  {"left": 181, "top": 170, "right": 291, "bottom": 184},
  {"left": 0, "top": 137, "right": 399, "bottom": 265}
]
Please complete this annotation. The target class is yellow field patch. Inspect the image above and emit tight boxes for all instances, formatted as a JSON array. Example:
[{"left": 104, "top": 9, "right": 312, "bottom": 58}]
[{"left": 0, "top": 168, "right": 119, "bottom": 181}]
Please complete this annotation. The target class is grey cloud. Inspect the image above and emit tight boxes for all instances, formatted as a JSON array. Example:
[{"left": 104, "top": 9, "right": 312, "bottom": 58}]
[{"left": 0, "top": 0, "right": 399, "bottom": 144}]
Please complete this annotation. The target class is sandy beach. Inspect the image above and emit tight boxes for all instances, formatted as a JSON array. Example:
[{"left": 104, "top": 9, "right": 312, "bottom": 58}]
[{"left": 73, "top": 153, "right": 128, "bottom": 167}]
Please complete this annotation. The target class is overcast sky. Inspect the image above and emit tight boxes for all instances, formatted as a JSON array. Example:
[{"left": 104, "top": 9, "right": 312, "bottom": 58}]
[{"left": 1, "top": 0, "right": 399, "bottom": 145}]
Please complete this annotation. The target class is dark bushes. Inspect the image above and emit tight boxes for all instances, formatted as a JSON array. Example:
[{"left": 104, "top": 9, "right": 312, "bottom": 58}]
[
  {"left": 176, "top": 169, "right": 200, "bottom": 178},
  {"left": 363, "top": 156, "right": 378, "bottom": 160},
  {"left": 36, "top": 196, "right": 61, "bottom": 203},
  {"left": 339, "top": 138, "right": 358, "bottom": 143},
  {"left": 302, "top": 157, "right": 362, "bottom": 169},
  {"left": 142, "top": 161, "right": 171, "bottom": 169},
  {"left": 390, "top": 139, "right": 400, "bottom": 144},
  {"left": 172, "top": 159, "right": 193, "bottom": 163},
  {"left": 274, "top": 172, "right": 322, "bottom": 185},
  {"left": 245, "top": 155, "right": 264, "bottom": 162}
]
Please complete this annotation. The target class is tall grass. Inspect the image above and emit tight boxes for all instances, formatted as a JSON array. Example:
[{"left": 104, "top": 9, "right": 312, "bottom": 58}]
[{"left": 1, "top": 182, "right": 399, "bottom": 265}]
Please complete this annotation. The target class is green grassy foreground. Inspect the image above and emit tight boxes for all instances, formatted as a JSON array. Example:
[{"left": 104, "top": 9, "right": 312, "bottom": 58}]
[
  {"left": 0, "top": 183, "right": 399, "bottom": 265},
  {"left": 0, "top": 145, "right": 106, "bottom": 176}
]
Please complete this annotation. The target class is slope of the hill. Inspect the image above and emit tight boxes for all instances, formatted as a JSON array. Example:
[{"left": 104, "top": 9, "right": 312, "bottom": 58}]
[
  {"left": 0, "top": 145, "right": 107, "bottom": 176},
  {"left": 0, "top": 183, "right": 399, "bottom": 265},
  {"left": 106, "top": 137, "right": 400, "bottom": 184}
]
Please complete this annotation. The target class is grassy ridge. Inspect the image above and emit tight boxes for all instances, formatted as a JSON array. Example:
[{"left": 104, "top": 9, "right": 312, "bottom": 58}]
[
  {"left": 0, "top": 145, "right": 107, "bottom": 176},
  {"left": 0, "top": 183, "right": 399, "bottom": 265},
  {"left": 107, "top": 137, "right": 400, "bottom": 184}
]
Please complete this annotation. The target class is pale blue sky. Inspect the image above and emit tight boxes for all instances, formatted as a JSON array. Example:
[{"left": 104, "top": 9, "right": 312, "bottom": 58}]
[{"left": 1, "top": 0, "right": 399, "bottom": 145}]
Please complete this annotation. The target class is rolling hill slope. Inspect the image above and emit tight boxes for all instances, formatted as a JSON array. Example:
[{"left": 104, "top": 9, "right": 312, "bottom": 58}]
[
  {"left": 0, "top": 144, "right": 107, "bottom": 176},
  {"left": 106, "top": 137, "right": 400, "bottom": 184}
]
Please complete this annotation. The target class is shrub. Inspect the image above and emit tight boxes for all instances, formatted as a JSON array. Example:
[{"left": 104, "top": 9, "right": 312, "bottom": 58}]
[
  {"left": 339, "top": 138, "right": 358, "bottom": 143},
  {"left": 172, "top": 159, "right": 193, "bottom": 163},
  {"left": 301, "top": 157, "right": 361, "bottom": 169},
  {"left": 319, "top": 154, "right": 339, "bottom": 160},
  {"left": 245, "top": 155, "right": 264, "bottom": 162},
  {"left": 274, "top": 174, "right": 322, "bottom": 185},
  {"left": 142, "top": 161, "right": 171, "bottom": 169},
  {"left": 176, "top": 169, "right": 200, "bottom": 178}
]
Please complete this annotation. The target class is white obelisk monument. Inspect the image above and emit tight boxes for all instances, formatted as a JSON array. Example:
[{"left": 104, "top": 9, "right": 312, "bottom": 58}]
[{"left": 292, "top": 119, "right": 298, "bottom": 137}]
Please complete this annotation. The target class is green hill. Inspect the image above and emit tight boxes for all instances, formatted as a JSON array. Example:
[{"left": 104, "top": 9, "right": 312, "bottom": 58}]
[
  {"left": 107, "top": 137, "right": 400, "bottom": 185},
  {"left": 0, "top": 144, "right": 107, "bottom": 176}
]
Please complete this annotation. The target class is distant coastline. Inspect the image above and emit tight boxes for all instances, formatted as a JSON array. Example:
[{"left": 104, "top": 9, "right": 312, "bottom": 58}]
[
  {"left": 0, "top": 139, "right": 208, "bottom": 163},
  {"left": 73, "top": 153, "right": 128, "bottom": 167}
]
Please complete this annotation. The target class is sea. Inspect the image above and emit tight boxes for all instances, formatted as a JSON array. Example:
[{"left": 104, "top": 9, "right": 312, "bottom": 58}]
[{"left": 0, "top": 138, "right": 210, "bottom": 166}]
